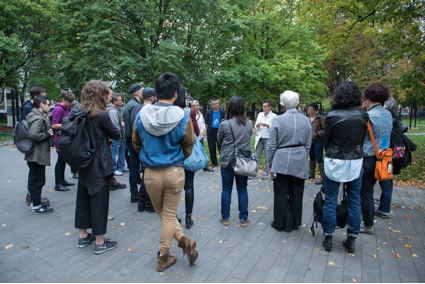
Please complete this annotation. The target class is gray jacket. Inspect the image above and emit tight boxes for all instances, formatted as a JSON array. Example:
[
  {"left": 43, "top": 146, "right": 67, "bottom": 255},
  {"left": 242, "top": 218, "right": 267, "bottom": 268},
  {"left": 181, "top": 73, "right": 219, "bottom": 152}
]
[
  {"left": 266, "top": 109, "right": 311, "bottom": 180},
  {"left": 217, "top": 118, "right": 252, "bottom": 168},
  {"left": 24, "top": 108, "right": 51, "bottom": 166},
  {"left": 107, "top": 103, "right": 120, "bottom": 131},
  {"left": 123, "top": 97, "right": 141, "bottom": 141}
]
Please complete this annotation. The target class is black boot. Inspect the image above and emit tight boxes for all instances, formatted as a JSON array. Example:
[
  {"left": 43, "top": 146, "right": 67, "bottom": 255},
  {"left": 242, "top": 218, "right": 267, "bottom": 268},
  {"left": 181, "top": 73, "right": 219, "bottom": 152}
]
[
  {"left": 185, "top": 186, "right": 194, "bottom": 229},
  {"left": 308, "top": 160, "right": 316, "bottom": 179},
  {"left": 323, "top": 235, "right": 332, "bottom": 252},
  {"left": 343, "top": 236, "right": 356, "bottom": 253},
  {"left": 131, "top": 192, "right": 138, "bottom": 203}
]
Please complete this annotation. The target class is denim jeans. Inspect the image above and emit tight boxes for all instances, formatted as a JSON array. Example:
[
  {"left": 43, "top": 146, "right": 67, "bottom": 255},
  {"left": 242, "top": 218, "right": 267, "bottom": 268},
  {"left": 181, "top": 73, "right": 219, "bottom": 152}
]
[
  {"left": 111, "top": 139, "right": 125, "bottom": 171},
  {"left": 220, "top": 167, "right": 248, "bottom": 222},
  {"left": 127, "top": 139, "right": 140, "bottom": 193},
  {"left": 309, "top": 141, "right": 324, "bottom": 163},
  {"left": 378, "top": 179, "right": 393, "bottom": 215},
  {"left": 322, "top": 168, "right": 363, "bottom": 237}
]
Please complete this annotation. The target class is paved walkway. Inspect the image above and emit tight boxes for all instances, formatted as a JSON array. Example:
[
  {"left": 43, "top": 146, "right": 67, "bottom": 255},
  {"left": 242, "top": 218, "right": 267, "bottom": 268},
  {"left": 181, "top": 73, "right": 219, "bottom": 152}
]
[{"left": 1, "top": 146, "right": 425, "bottom": 283}]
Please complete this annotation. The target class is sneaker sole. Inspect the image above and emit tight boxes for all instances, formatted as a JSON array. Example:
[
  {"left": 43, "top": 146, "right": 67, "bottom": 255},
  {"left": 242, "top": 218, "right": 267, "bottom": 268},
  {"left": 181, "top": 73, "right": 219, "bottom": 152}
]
[
  {"left": 94, "top": 243, "right": 118, "bottom": 254},
  {"left": 32, "top": 210, "right": 54, "bottom": 215},
  {"left": 77, "top": 242, "right": 94, "bottom": 249}
]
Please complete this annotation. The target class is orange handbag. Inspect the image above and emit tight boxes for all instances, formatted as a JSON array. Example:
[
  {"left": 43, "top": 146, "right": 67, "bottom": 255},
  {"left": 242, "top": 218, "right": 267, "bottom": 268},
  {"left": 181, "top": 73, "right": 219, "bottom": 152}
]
[{"left": 367, "top": 121, "right": 393, "bottom": 181}]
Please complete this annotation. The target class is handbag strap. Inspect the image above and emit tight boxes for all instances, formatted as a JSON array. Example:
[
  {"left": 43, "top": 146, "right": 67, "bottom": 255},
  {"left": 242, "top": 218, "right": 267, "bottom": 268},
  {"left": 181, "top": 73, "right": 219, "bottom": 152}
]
[
  {"left": 228, "top": 120, "right": 238, "bottom": 147},
  {"left": 367, "top": 120, "right": 380, "bottom": 156}
]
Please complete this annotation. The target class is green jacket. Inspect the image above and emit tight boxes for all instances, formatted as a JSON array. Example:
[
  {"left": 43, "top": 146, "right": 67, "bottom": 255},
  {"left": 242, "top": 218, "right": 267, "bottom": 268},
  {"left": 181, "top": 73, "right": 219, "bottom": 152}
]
[{"left": 24, "top": 108, "right": 51, "bottom": 166}]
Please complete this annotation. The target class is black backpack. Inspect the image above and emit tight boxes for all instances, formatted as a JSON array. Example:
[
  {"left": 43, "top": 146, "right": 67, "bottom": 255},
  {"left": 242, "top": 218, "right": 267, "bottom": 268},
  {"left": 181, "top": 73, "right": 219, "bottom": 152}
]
[
  {"left": 13, "top": 114, "right": 35, "bottom": 154},
  {"left": 58, "top": 110, "right": 104, "bottom": 169},
  {"left": 311, "top": 184, "right": 348, "bottom": 236}
]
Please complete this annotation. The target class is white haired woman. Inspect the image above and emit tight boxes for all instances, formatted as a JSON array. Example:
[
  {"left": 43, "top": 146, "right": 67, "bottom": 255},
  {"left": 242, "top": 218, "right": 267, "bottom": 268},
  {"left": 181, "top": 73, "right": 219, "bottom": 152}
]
[{"left": 266, "top": 91, "right": 311, "bottom": 232}]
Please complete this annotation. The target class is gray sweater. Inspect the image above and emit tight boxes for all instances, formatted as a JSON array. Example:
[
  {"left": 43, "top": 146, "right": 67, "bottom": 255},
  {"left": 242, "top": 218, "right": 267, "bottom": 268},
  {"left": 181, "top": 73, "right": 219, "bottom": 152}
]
[
  {"left": 217, "top": 118, "right": 252, "bottom": 168},
  {"left": 266, "top": 109, "right": 311, "bottom": 180}
]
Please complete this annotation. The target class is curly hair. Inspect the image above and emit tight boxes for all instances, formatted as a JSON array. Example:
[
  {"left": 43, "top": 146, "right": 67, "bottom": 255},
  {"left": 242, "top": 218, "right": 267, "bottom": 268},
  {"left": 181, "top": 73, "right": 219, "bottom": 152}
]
[
  {"left": 363, "top": 84, "right": 390, "bottom": 106},
  {"left": 331, "top": 81, "right": 362, "bottom": 109},
  {"left": 81, "top": 80, "right": 110, "bottom": 118}
]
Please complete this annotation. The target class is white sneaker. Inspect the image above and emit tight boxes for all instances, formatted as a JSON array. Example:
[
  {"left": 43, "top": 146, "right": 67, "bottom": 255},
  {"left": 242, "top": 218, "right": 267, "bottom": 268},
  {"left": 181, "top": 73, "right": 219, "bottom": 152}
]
[{"left": 114, "top": 170, "right": 123, "bottom": 176}]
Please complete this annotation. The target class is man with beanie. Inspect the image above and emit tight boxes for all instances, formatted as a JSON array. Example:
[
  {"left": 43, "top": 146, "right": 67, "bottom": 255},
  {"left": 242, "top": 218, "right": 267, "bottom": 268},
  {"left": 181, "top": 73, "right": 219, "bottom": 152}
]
[
  {"left": 123, "top": 84, "right": 143, "bottom": 203},
  {"left": 132, "top": 72, "right": 198, "bottom": 271},
  {"left": 131, "top": 87, "right": 156, "bottom": 213}
]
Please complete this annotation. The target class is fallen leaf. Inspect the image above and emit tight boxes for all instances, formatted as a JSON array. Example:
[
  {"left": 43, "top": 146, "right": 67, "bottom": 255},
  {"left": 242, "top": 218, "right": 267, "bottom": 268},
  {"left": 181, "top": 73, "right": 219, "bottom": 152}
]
[
  {"left": 120, "top": 222, "right": 125, "bottom": 226},
  {"left": 372, "top": 255, "right": 376, "bottom": 258},
  {"left": 127, "top": 248, "right": 131, "bottom": 251},
  {"left": 133, "top": 218, "right": 139, "bottom": 221},
  {"left": 349, "top": 254, "right": 355, "bottom": 256},
  {"left": 237, "top": 225, "right": 241, "bottom": 227},
  {"left": 316, "top": 248, "right": 322, "bottom": 251},
  {"left": 377, "top": 248, "right": 381, "bottom": 251},
  {"left": 206, "top": 240, "right": 210, "bottom": 243},
  {"left": 232, "top": 276, "right": 237, "bottom": 278},
  {"left": 20, "top": 246, "right": 30, "bottom": 250},
  {"left": 405, "top": 244, "right": 412, "bottom": 248},
  {"left": 224, "top": 227, "right": 228, "bottom": 229},
  {"left": 196, "top": 216, "right": 200, "bottom": 218},
  {"left": 5, "top": 244, "right": 13, "bottom": 249},
  {"left": 219, "top": 240, "right": 223, "bottom": 243},
  {"left": 329, "top": 261, "right": 335, "bottom": 266},
  {"left": 2, "top": 224, "right": 5, "bottom": 227},
  {"left": 404, "top": 215, "right": 410, "bottom": 218},
  {"left": 259, "top": 223, "right": 263, "bottom": 225},
  {"left": 65, "top": 232, "right": 70, "bottom": 236},
  {"left": 392, "top": 251, "right": 396, "bottom": 256},
  {"left": 407, "top": 237, "right": 412, "bottom": 240},
  {"left": 334, "top": 259, "right": 339, "bottom": 261},
  {"left": 50, "top": 188, "right": 53, "bottom": 192},
  {"left": 204, "top": 217, "right": 207, "bottom": 219},
  {"left": 251, "top": 210, "right": 257, "bottom": 213},
  {"left": 412, "top": 253, "right": 418, "bottom": 257},
  {"left": 353, "top": 277, "right": 357, "bottom": 283},
  {"left": 257, "top": 206, "right": 261, "bottom": 209},
  {"left": 283, "top": 241, "right": 286, "bottom": 243},
  {"left": 383, "top": 242, "right": 386, "bottom": 244},
  {"left": 396, "top": 254, "right": 401, "bottom": 258},
  {"left": 198, "top": 231, "right": 202, "bottom": 234},
  {"left": 160, "top": 272, "right": 163, "bottom": 275},
  {"left": 302, "top": 224, "right": 306, "bottom": 227},
  {"left": 111, "top": 226, "right": 116, "bottom": 229}
]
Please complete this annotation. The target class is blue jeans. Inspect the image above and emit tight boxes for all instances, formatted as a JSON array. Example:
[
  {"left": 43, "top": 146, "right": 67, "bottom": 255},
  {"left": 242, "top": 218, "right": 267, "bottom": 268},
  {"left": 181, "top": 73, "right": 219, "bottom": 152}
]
[
  {"left": 378, "top": 179, "right": 393, "bottom": 215},
  {"left": 322, "top": 168, "right": 363, "bottom": 237},
  {"left": 220, "top": 167, "right": 248, "bottom": 222},
  {"left": 309, "top": 141, "right": 324, "bottom": 163},
  {"left": 111, "top": 139, "right": 126, "bottom": 171}
]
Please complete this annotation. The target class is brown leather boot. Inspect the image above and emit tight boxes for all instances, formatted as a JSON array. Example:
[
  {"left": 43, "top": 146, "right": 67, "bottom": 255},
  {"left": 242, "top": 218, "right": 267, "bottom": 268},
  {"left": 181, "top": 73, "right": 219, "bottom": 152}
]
[
  {"left": 157, "top": 252, "right": 176, "bottom": 272},
  {"left": 308, "top": 160, "right": 316, "bottom": 179},
  {"left": 178, "top": 236, "right": 198, "bottom": 265},
  {"left": 315, "top": 162, "right": 324, "bottom": 184}
]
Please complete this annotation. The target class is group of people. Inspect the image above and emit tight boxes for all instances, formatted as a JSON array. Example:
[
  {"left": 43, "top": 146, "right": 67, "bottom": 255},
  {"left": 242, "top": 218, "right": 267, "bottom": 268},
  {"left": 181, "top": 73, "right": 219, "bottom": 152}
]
[{"left": 21, "top": 75, "right": 416, "bottom": 271}]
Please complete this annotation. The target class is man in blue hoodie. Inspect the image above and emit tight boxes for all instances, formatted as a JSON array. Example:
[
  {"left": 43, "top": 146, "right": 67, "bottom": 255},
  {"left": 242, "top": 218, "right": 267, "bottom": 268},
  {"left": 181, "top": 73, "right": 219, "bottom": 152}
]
[
  {"left": 132, "top": 72, "right": 198, "bottom": 272},
  {"left": 20, "top": 87, "right": 46, "bottom": 121}
]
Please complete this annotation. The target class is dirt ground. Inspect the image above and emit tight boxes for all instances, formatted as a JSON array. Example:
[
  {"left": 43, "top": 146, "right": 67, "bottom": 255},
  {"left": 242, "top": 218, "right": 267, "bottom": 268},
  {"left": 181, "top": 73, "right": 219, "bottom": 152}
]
[{"left": 0, "top": 125, "right": 13, "bottom": 134}]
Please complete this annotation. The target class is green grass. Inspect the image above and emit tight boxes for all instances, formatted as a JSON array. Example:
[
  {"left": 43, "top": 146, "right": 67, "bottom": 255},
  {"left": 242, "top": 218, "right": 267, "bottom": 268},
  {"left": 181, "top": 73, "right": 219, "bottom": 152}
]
[{"left": 0, "top": 118, "right": 7, "bottom": 124}]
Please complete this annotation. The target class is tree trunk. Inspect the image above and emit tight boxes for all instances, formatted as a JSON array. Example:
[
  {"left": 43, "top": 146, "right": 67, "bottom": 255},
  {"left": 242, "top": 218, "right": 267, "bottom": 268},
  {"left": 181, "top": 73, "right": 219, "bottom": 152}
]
[{"left": 251, "top": 103, "right": 256, "bottom": 120}]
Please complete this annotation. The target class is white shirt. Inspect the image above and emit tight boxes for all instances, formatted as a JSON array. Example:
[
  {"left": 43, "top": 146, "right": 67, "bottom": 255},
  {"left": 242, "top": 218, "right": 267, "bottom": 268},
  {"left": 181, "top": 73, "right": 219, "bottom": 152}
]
[
  {"left": 195, "top": 111, "right": 205, "bottom": 140},
  {"left": 324, "top": 157, "right": 363, "bottom": 182},
  {"left": 255, "top": 111, "right": 277, "bottom": 139}
]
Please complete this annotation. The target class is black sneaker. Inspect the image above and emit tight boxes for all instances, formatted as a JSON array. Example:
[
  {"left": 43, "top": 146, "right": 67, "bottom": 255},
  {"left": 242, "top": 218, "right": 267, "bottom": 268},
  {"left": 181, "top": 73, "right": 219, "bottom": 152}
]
[
  {"left": 146, "top": 207, "right": 156, "bottom": 214},
  {"left": 78, "top": 233, "right": 96, "bottom": 248},
  {"left": 109, "top": 182, "right": 126, "bottom": 191},
  {"left": 130, "top": 192, "right": 138, "bottom": 203},
  {"left": 94, "top": 239, "right": 118, "bottom": 254},
  {"left": 32, "top": 204, "right": 54, "bottom": 214},
  {"left": 323, "top": 235, "right": 332, "bottom": 252},
  {"left": 343, "top": 236, "right": 356, "bottom": 253}
]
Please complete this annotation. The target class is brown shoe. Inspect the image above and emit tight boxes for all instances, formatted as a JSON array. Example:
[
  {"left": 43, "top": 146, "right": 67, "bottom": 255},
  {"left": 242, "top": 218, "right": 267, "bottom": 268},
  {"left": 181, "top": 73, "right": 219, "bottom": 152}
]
[
  {"left": 220, "top": 217, "right": 229, "bottom": 226},
  {"left": 26, "top": 193, "right": 31, "bottom": 206},
  {"left": 157, "top": 253, "right": 176, "bottom": 272},
  {"left": 240, "top": 218, "right": 250, "bottom": 227},
  {"left": 178, "top": 236, "right": 198, "bottom": 266},
  {"left": 308, "top": 160, "right": 316, "bottom": 179},
  {"left": 315, "top": 162, "right": 324, "bottom": 185}
]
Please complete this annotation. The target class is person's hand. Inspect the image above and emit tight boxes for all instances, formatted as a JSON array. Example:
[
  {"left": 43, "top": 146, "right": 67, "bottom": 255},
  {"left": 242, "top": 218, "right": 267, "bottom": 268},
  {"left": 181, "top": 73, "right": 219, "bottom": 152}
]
[
  {"left": 107, "top": 137, "right": 112, "bottom": 143},
  {"left": 267, "top": 166, "right": 271, "bottom": 171},
  {"left": 47, "top": 129, "right": 53, "bottom": 136}
]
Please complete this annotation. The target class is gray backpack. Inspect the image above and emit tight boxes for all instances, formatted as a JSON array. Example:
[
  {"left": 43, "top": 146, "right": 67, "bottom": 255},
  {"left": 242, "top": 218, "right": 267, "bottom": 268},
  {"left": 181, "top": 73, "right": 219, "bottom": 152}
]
[{"left": 13, "top": 115, "right": 35, "bottom": 154}]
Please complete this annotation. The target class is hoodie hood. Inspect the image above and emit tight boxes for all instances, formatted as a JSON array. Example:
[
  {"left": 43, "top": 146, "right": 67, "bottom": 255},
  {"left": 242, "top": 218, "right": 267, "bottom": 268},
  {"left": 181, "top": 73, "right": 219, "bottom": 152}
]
[
  {"left": 107, "top": 103, "right": 117, "bottom": 113},
  {"left": 54, "top": 102, "right": 69, "bottom": 112},
  {"left": 140, "top": 104, "right": 184, "bottom": 136}
]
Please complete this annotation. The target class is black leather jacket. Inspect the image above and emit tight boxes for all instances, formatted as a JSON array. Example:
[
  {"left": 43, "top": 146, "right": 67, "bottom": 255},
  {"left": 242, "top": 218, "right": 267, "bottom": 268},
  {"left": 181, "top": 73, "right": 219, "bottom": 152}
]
[{"left": 324, "top": 106, "right": 369, "bottom": 160}]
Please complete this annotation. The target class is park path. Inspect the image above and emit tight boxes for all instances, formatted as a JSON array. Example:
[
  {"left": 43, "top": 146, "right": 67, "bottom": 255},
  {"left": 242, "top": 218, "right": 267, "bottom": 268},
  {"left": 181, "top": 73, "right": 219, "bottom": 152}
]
[{"left": 1, "top": 146, "right": 425, "bottom": 283}]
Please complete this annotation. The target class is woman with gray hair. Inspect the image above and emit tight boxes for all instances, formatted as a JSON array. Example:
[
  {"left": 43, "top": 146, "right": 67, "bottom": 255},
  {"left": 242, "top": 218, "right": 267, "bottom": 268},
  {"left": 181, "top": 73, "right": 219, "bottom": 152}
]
[{"left": 266, "top": 91, "right": 311, "bottom": 232}]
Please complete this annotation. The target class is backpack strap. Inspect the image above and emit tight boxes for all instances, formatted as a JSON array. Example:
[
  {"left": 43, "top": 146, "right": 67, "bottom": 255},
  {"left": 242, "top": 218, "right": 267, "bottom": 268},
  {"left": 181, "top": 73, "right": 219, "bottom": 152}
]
[
  {"left": 227, "top": 120, "right": 237, "bottom": 147},
  {"left": 367, "top": 120, "right": 380, "bottom": 157}
]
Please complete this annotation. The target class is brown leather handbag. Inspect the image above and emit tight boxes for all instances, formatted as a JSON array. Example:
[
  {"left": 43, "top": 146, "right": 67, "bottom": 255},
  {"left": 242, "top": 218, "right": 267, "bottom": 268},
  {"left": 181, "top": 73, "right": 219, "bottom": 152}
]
[{"left": 367, "top": 121, "right": 393, "bottom": 181}]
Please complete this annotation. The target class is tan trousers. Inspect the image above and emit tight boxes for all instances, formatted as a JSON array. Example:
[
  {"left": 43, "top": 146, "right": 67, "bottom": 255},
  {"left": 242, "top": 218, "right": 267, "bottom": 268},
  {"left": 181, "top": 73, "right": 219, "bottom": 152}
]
[{"left": 144, "top": 167, "right": 185, "bottom": 254}]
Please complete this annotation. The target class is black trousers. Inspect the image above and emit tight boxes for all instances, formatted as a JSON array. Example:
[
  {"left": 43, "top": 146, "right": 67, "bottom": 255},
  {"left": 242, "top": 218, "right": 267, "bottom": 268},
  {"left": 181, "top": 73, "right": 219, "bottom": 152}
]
[
  {"left": 70, "top": 167, "right": 78, "bottom": 174},
  {"left": 138, "top": 166, "right": 153, "bottom": 209},
  {"left": 75, "top": 181, "right": 110, "bottom": 236},
  {"left": 273, "top": 174, "right": 305, "bottom": 228},
  {"left": 27, "top": 162, "right": 46, "bottom": 206},
  {"left": 127, "top": 139, "right": 140, "bottom": 193},
  {"left": 361, "top": 156, "right": 377, "bottom": 227},
  {"left": 55, "top": 153, "right": 66, "bottom": 185},
  {"left": 207, "top": 128, "right": 221, "bottom": 166}
]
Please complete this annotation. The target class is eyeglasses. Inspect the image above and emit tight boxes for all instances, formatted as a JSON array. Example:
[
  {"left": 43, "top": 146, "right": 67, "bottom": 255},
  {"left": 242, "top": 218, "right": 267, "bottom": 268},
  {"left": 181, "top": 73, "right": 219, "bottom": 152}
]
[{"left": 263, "top": 105, "right": 270, "bottom": 108}]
